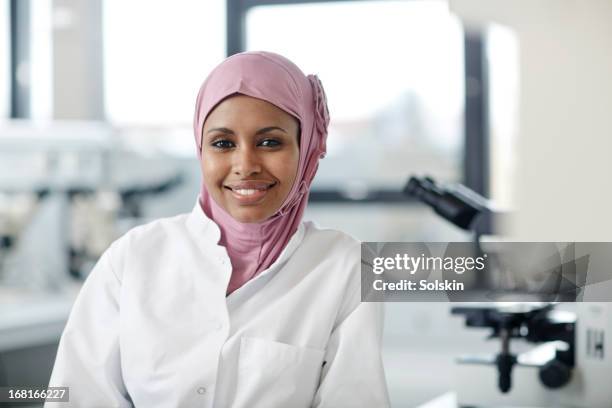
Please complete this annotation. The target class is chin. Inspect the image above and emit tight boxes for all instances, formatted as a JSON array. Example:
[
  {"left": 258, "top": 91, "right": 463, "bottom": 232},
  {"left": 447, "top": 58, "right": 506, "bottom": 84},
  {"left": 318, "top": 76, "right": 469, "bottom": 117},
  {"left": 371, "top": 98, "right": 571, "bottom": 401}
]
[{"left": 230, "top": 209, "right": 270, "bottom": 224}]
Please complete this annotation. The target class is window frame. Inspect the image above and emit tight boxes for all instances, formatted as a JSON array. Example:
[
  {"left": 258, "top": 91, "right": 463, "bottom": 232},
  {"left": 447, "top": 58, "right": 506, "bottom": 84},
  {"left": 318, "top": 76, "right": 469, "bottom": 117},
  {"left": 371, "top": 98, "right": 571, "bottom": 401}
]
[{"left": 9, "top": 0, "right": 30, "bottom": 118}]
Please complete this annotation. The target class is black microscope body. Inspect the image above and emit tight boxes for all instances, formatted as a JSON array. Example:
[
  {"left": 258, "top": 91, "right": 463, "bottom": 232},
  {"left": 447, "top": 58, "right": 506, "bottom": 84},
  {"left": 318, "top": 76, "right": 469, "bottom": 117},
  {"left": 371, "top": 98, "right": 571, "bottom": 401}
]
[{"left": 404, "top": 175, "right": 576, "bottom": 394}]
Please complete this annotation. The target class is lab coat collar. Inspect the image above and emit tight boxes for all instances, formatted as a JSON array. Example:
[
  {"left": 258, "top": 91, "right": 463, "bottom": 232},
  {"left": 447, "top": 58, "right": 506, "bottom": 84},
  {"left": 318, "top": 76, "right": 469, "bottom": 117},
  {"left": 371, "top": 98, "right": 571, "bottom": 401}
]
[
  {"left": 185, "top": 199, "right": 307, "bottom": 306},
  {"left": 185, "top": 199, "right": 222, "bottom": 246}
]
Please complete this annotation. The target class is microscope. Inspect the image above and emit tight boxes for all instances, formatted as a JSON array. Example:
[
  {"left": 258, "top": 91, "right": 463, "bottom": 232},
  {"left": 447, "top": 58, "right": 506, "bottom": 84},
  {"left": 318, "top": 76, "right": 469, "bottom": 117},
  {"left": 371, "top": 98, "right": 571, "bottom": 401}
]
[
  {"left": 403, "top": 176, "right": 491, "bottom": 233},
  {"left": 449, "top": 300, "right": 612, "bottom": 408},
  {"left": 404, "top": 176, "right": 612, "bottom": 408}
]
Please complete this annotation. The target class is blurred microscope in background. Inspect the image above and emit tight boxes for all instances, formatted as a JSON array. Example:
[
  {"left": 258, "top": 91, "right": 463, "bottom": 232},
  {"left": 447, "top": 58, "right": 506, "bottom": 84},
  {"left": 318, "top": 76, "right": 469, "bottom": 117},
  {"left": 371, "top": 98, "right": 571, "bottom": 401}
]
[{"left": 0, "top": 121, "right": 185, "bottom": 291}]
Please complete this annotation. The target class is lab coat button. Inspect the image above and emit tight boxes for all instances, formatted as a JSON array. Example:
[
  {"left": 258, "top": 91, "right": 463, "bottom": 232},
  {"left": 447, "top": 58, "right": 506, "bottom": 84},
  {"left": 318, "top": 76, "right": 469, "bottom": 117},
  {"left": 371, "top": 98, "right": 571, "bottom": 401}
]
[
  {"left": 213, "top": 321, "right": 223, "bottom": 331},
  {"left": 197, "top": 387, "right": 206, "bottom": 395}
]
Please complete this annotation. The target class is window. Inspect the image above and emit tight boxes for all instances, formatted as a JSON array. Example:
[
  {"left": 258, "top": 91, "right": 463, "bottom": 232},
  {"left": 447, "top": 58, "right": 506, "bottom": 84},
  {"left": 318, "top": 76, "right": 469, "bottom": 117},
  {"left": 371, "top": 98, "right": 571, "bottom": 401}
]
[
  {"left": 2, "top": 0, "right": 52, "bottom": 120},
  {"left": 0, "top": 1, "right": 10, "bottom": 118},
  {"left": 103, "top": 0, "right": 226, "bottom": 127},
  {"left": 30, "top": 0, "right": 52, "bottom": 120},
  {"left": 245, "top": 1, "right": 465, "bottom": 193},
  {"left": 486, "top": 24, "right": 519, "bottom": 209}
]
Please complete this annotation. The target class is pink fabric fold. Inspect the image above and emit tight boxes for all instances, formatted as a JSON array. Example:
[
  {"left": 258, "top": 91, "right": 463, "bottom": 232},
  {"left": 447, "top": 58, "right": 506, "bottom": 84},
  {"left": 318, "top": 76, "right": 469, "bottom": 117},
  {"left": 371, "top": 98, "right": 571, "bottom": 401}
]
[{"left": 193, "top": 51, "right": 330, "bottom": 295}]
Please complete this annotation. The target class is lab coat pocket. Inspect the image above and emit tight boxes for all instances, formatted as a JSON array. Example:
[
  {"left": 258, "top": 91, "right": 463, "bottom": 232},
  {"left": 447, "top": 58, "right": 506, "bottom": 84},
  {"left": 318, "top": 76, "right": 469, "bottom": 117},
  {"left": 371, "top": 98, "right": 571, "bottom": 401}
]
[{"left": 233, "top": 337, "right": 325, "bottom": 408}]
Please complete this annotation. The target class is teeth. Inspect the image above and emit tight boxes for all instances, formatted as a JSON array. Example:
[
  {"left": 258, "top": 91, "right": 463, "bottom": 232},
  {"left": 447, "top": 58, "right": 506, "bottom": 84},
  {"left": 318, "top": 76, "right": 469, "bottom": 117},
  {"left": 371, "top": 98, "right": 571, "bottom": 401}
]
[{"left": 234, "top": 189, "right": 260, "bottom": 196}]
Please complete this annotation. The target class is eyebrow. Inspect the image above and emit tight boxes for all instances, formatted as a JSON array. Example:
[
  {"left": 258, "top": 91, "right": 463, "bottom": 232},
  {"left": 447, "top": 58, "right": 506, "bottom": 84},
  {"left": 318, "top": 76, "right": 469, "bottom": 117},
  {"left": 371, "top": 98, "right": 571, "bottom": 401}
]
[{"left": 206, "top": 126, "right": 287, "bottom": 135}]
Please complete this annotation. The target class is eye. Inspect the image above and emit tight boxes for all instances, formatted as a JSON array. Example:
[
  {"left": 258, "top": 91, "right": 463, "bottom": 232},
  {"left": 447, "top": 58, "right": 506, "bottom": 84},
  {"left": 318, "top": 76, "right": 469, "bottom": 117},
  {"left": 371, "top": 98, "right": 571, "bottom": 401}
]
[
  {"left": 258, "top": 139, "right": 282, "bottom": 148},
  {"left": 211, "top": 139, "right": 234, "bottom": 149}
]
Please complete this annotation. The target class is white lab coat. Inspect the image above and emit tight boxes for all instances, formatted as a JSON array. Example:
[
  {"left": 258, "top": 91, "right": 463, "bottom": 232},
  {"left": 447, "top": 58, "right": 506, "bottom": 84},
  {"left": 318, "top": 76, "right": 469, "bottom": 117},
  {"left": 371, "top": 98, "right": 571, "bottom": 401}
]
[{"left": 45, "top": 201, "right": 390, "bottom": 408}]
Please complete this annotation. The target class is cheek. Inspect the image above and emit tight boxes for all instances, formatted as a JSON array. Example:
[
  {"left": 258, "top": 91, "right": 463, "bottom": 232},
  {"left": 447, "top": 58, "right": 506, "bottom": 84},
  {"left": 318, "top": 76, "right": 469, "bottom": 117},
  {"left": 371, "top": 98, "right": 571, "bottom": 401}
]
[
  {"left": 275, "top": 149, "right": 300, "bottom": 187},
  {"left": 201, "top": 155, "right": 225, "bottom": 187}
]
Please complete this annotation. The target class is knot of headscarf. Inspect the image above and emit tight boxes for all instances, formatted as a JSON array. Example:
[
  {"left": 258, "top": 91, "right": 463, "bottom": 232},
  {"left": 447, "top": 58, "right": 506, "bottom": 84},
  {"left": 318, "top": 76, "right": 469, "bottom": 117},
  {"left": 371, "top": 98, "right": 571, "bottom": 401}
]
[
  {"left": 307, "top": 74, "right": 330, "bottom": 159},
  {"left": 193, "top": 51, "right": 330, "bottom": 295}
]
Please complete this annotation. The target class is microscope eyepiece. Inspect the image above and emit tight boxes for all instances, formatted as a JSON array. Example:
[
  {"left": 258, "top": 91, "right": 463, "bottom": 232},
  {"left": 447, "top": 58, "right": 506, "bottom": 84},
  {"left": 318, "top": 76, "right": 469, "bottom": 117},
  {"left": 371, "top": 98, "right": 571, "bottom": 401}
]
[{"left": 403, "top": 176, "right": 485, "bottom": 231}]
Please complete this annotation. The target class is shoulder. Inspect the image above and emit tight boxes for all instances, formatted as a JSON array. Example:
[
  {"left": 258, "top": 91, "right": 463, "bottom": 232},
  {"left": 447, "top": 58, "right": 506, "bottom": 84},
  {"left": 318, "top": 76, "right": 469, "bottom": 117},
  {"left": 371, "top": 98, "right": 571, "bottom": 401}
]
[
  {"left": 298, "top": 220, "right": 362, "bottom": 289},
  {"left": 120, "top": 213, "right": 190, "bottom": 242},
  {"left": 104, "top": 213, "right": 192, "bottom": 275},
  {"left": 300, "top": 220, "right": 361, "bottom": 260}
]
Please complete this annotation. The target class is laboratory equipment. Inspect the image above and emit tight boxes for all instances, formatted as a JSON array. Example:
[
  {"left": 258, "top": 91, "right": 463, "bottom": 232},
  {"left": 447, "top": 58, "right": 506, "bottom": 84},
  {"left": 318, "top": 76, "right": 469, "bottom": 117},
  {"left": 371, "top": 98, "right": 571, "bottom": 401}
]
[
  {"left": 0, "top": 121, "right": 186, "bottom": 287},
  {"left": 405, "top": 175, "right": 612, "bottom": 407},
  {"left": 451, "top": 302, "right": 612, "bottom": 408},
  {"left": 403, "top": 175, "right": 491, "bottom": 231},
  {"left": 452, "top": 303, "right": 575, "bottom": 393}
]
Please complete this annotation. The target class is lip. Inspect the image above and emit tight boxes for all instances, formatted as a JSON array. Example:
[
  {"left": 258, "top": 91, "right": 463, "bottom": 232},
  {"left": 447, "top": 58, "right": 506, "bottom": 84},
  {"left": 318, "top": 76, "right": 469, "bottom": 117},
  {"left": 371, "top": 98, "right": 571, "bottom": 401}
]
[
  {"left": 224, "top": 181, "right": 276, "bottom": 205},
  {"left": 225, "top": 180, "right": 276, "bottom": 190}
]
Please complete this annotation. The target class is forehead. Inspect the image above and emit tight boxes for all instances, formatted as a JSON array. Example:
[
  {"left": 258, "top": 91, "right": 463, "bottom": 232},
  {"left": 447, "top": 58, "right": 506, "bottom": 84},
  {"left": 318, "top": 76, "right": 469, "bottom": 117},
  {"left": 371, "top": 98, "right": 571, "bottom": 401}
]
[{"left": 204, "top": 94, "right": 298, "bottom": 128}]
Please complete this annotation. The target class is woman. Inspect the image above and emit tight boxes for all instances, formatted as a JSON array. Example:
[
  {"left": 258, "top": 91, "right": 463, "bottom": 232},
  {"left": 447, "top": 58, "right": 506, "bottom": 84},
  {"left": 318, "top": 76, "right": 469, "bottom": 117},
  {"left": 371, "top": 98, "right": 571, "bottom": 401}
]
[{"left": 46, "top": 51, "right": 390, "bottom": 408}]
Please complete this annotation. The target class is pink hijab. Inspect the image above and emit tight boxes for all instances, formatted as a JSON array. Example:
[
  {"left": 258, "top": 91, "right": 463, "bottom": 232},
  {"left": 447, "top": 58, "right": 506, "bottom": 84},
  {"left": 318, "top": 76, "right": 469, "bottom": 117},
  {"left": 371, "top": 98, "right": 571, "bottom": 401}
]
[{"left": 193, "top": 51, "right": 330, "bottom": 295}]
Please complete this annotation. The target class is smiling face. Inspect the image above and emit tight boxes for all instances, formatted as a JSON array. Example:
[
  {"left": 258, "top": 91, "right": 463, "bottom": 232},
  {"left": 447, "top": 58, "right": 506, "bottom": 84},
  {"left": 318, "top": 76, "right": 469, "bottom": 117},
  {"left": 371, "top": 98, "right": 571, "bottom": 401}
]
[{"left": 201, "top": 95, "right": 300, "bottom": 223}]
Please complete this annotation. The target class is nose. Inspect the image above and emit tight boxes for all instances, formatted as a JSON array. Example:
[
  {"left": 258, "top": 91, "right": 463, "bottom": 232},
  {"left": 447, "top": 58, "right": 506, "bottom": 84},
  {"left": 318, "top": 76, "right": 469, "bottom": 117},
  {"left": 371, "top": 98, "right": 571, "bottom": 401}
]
[{"left": 232, "top": 146, "right": 262, "bottom": 176}]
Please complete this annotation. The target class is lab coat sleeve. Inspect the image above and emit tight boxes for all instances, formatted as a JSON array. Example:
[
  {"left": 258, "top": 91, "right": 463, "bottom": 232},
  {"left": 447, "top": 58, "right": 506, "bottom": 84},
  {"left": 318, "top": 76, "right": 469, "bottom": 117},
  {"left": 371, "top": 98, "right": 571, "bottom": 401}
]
[
  {"left": 45, "top": 243, "right": 132, "bottom": 408},
  {"left": 312, "top": 261, "right": 391, "bottom": 407}
]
